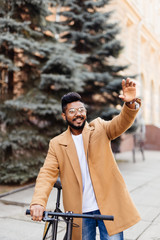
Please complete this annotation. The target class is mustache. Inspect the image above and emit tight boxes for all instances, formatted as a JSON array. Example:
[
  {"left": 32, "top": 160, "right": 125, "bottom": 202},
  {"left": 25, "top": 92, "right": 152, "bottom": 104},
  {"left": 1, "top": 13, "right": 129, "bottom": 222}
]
[{"left": 73, "top": 116, "right": 84, "bottom": 121}]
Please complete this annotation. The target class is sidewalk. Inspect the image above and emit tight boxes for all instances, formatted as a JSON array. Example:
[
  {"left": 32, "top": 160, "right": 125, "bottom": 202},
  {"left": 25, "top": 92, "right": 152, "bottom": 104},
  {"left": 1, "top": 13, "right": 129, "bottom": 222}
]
[{"left": 0, "top": 150, "right": 160, "bottom": 240}]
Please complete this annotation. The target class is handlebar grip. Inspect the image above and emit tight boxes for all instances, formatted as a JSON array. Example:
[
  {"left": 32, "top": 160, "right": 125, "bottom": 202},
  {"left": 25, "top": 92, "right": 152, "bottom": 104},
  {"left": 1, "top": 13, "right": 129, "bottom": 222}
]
[
  {"left": 26, "top": 209, "right": 45, "bottom": 216},
  {"left": 26, "top": 209, "right": 31, "bottom": 215},
  {"left": 93, "top": 214, "right": 114, "bottom": 221}
]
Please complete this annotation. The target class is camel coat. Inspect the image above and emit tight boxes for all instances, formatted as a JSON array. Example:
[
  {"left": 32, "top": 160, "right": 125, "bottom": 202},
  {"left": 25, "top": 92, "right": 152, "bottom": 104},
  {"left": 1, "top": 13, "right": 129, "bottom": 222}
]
[{"left": 31, "top": 103, "right": 141, "bottom": 239}]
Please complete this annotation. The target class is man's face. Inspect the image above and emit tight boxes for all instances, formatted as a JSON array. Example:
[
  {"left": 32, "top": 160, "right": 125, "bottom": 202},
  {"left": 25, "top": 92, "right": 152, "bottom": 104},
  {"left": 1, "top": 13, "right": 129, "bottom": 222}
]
[{"left": 62, "top": 101, "right": 87, "bottom": 131}]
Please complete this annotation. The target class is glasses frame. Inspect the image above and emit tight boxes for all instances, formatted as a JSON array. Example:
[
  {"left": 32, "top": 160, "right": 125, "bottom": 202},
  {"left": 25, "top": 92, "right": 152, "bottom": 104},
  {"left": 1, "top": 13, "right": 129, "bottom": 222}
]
[{"left": 67, "top": 107, "right": 86, "bottom": 115}]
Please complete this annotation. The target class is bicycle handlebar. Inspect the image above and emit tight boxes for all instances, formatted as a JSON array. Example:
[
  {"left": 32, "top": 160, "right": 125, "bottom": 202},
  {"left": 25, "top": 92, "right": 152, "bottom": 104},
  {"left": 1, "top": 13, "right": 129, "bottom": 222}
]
[{"left": 26, "top": 209, "right": 114, "bottom": 221}]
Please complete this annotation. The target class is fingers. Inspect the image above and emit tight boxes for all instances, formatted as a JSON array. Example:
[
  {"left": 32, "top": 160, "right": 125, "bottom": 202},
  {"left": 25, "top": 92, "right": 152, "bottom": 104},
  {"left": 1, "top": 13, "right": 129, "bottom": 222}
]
[
  {"left": 121, "top": 79, "right": 126, "bottom": 90},
  {"left": 133, "top": 81, "right": 136, "bottom": 87},
  {"left": 122, "top": 78, "right": 136, "bottom": 88},
  {"left": 30, "top": 205, "right": 45, "bottom": 222},
  {"left": 119, "top": 94, "right": 125, "bottom": 100},
  {"left": 119, "top": 78, "right": 136, "bottom": 102}
]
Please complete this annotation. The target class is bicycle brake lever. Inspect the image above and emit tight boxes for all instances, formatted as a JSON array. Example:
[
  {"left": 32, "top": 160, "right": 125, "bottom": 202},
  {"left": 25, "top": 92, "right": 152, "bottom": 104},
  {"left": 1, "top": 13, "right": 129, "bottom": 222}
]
[
  {"left": 43, "top": 211, "right": 58, "bottom": 222},
  {"left": 43, "top": 211, "right": 50, "bottom": 221}
]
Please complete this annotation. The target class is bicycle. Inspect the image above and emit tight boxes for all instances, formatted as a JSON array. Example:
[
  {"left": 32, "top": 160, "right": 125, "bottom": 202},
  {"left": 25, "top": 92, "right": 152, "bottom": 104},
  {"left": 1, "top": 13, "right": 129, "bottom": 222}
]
[{"left": 26, "top": 178, "right": 114, "bottom": 240}]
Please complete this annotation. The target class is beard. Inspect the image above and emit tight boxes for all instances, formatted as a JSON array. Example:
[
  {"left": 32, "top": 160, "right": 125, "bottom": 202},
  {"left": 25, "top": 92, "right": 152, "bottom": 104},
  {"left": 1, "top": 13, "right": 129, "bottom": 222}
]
[{"left": 66, "top": 116, "right": 86, "bottom": 130}]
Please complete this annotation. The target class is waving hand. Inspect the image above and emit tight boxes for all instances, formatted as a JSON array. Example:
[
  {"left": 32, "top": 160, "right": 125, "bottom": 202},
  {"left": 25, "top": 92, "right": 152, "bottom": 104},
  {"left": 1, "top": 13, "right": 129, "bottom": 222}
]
[{"left": 119, "top": 78, "right": 136, "bottom": 102}]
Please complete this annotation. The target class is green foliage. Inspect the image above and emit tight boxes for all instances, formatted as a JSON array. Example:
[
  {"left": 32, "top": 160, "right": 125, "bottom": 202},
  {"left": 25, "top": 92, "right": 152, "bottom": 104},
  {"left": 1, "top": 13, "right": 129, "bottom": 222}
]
[
  {"left": 0, "top": 0, "right": 137, "bottom": 184},
  {"left": 0, "top": 0, "right": 89, "bottom": 184},
  {"left": 59, "top": 0, "right": 138, "bottom": 151},
  {"left": 0, "top": 156, "right": 44, "bottom": 184},
  {"left": 59, "top": 0, "right": 127, "bottom": 116},
  {"left": 0, "top": 128, "right": 47, "bottom": 184}
]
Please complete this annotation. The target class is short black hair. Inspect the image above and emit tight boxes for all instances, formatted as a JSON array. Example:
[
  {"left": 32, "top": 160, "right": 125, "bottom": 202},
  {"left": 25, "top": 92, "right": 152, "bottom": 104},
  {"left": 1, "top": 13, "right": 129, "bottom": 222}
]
[{"left": 61, "top": 92, "right": 83, "bottom": 113}]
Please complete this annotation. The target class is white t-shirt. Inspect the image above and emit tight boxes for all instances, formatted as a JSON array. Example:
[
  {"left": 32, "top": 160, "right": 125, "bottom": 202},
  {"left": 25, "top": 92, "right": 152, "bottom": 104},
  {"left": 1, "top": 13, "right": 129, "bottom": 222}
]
[{"left": 72, "top": 133, "right": 99, "bottom": 213}]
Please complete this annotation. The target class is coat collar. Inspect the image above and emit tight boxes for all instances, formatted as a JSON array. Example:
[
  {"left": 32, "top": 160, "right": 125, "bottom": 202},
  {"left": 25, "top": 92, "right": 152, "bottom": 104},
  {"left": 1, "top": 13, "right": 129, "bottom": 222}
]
[
  {"left": 58, "top": 121, "right": 94, "bottom": 146},
  {"left": 58, "top": 122, "right": 94, "bottom": 191}
]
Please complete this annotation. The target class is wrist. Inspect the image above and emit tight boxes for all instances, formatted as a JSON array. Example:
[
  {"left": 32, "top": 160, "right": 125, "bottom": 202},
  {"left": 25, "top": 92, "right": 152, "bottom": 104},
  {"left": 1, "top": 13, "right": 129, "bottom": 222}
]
[
  {"left": 126, "top": 98, "right": 141, "bottom": 109},
  {"left": 127, "top": 98, "right": 136, "bottom": 104},
  {"left": 126, "top": 98, "right": 141, "bottom": 104}
]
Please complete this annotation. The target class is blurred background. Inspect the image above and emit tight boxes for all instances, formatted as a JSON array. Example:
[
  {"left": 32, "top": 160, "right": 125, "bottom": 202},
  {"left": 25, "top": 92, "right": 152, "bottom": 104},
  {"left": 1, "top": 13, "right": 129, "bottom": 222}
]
[{"left": 0, "top": 0, "right": 160, "bottom": 187}]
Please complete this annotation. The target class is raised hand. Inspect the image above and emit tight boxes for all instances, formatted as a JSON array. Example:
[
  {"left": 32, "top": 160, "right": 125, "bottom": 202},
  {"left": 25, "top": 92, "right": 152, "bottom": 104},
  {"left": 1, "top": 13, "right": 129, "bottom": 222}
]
[{"left": 119, "top": 78, "right": 136, "bottom": 102}]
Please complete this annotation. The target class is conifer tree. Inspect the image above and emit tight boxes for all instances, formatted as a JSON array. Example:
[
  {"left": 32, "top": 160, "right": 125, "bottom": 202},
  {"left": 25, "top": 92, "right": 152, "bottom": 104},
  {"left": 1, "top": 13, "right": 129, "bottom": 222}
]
[
  {"left": 59, "top": 0, "right": 128, "bottom": 121},
  {"left": 0, "top": 0, "right": 136, "bottom": 184},
  {"left": 58, "top": 0, "right": 134, "bottom": 152},
  {"left": 0, "top": 0, "right": 87, "bottom": 184}
]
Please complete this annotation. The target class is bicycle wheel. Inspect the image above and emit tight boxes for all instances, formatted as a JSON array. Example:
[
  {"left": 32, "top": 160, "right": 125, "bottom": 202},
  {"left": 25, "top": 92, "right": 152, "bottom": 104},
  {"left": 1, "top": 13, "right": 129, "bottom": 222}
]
[{"left": 43, "top": 222, "right": 52, "bottom": 240}]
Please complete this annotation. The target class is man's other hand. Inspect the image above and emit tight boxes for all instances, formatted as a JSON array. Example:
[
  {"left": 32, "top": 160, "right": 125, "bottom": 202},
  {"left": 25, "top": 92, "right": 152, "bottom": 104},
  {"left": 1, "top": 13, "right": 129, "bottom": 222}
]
[{"left": 30, "top": 204, "right": 45, "bottom": 221}]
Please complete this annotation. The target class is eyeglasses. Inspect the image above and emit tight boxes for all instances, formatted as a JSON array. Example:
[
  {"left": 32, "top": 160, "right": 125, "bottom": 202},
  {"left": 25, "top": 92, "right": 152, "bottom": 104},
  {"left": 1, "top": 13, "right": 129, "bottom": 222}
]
[{"left": 68, "top": 107, "right": 86, "bottom": 115}]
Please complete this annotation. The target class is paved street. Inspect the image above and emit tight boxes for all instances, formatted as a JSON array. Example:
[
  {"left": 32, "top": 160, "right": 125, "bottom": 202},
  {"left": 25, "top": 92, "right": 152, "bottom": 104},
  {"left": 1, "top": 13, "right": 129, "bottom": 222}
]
[{"left": 0, "top": 150, "right": 160, "bottom": 240}]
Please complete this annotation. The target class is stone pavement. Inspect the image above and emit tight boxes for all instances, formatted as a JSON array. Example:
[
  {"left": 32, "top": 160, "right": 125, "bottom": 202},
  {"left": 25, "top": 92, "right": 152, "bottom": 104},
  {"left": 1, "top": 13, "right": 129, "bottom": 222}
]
[{"left": 0, "top": 150, "right": 160, "bottom": 240}]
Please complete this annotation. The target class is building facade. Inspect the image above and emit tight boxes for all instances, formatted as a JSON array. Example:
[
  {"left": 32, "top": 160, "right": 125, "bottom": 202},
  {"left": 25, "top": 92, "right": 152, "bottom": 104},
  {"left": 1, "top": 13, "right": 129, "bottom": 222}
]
[{"left": 109, "top": 0, "right": 160, "bottom": 126}]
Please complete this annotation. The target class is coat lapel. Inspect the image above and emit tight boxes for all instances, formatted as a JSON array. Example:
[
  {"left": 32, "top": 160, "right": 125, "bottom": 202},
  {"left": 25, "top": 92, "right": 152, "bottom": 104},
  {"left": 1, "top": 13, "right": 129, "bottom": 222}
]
[
  {"left": 58, "top": 127, "right": 82, "bottom": 191},
  {"left": 66, "top": 136, "right": 83, "bottom": 190},
  {"left": 58, "top": 122, "right": 95, "bottom": 191}
]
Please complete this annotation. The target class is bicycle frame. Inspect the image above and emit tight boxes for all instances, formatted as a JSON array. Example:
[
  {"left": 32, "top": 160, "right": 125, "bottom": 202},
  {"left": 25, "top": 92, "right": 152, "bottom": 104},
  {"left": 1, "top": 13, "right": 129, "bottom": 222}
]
[
  {"left": 26, "top": 210, "right": 114, "bottom": 240},
  {"left": 26, "top": 179, "right": 114, "bottom": 240},
  {"left": 42, "top": 179, "right": 67, "bottom": 240}
]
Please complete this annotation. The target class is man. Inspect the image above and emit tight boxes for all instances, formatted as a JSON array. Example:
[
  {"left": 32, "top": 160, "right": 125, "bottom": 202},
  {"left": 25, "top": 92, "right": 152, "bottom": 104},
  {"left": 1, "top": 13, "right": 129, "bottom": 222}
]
[{"left": 30, "top": 78, "right": 141, "bottom": 240}]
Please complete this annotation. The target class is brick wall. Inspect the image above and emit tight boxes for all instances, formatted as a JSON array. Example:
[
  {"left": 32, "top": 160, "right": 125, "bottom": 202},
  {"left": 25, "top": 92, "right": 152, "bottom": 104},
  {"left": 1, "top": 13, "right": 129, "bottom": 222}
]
[
  {"left": 120, "top": 125, "right": 160, "bottom": 152},
  {"left": 144, "top": 125, "right": 160, "bottom": 150},
  {"left": 120, "top": 133, "right": 134, "bottom": 152}
]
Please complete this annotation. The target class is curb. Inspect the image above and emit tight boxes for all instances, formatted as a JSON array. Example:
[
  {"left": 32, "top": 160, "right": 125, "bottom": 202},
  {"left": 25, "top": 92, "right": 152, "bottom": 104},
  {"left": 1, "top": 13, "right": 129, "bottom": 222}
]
[{"left": 0, "top": 183, "right": 35, "bottom": 198}]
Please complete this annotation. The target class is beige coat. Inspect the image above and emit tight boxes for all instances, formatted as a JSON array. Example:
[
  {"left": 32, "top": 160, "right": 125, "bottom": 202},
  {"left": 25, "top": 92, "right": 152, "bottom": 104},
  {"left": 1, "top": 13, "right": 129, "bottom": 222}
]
[{"left": 31, "top": 103, "right": 141, "bottom": 239}]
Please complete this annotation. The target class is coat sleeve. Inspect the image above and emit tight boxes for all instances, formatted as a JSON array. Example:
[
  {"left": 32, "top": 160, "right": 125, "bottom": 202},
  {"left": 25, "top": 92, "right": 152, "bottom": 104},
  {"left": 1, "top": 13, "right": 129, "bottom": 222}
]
[
  {"left": 98, "top": 102, "right": 141, "bottom": 141},
  {"left": 30, "top": 139, "right": 59, "bottom": 208}
]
